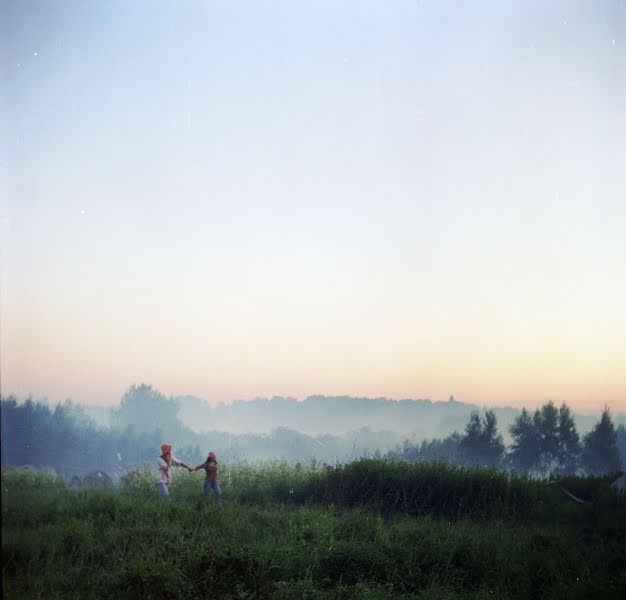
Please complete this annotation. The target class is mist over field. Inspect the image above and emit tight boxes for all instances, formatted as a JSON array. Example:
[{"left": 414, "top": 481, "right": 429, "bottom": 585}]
[
  {"left": 78, "top": 389, "right": 625, "bottom": 439},
  {"left": 176, "top": 394, "right": 626, "bottom": 438},
  {"left": 3, "top": 384, "right": 625, "bottom": 480}
]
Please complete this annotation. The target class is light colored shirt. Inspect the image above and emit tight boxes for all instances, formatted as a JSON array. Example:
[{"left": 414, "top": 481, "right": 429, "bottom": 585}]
[{"left": 156, "top": 455, "right": 183, "bottom": 485}]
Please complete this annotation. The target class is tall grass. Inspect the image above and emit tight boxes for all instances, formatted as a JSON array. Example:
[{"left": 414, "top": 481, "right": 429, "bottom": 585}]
[
  {"left": 124, "top": 458, "right": 624, "bottom": 526},
  {"left": 2, "top": 463, "right": 625, "bottom": 599}
]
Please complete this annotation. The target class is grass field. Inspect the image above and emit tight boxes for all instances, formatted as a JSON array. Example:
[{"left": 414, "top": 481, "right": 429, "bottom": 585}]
[{"left": 2, "top": 461, "right": 625, "bottom": 599}]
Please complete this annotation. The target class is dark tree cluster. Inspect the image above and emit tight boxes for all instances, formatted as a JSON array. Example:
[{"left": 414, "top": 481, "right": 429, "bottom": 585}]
[
  {"left": 0, "top": 393, "right": 209, "bottom": 479},
  {"left": 458, "top": 410, "right": 505, "bottom": 468},
  {"left": 1, "top": 396, "right": 162, "bottom": 478},
  {"left": 393, "top": 403, "right": 623, "bottom": 477},
  {"left": 2, "top": 387, "right": 624, "bottom": 480},
  {"left": 1, "top": 386, "right": 400, "bottom": 477},
  {"left": 395, "top": 432, "right": 463, "bottom": 465},
  {"left": 508, "top": 402, "right": 621, "bottom": 476}
]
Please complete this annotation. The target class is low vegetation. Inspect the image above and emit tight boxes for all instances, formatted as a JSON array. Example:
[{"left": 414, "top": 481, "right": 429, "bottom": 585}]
[{"left": 3, "top": 461, "right": 625, "bottom": 599}]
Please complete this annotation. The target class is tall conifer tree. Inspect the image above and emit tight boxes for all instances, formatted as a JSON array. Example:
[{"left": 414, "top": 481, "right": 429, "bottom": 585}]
[
  {"left": 534, "top": 402, "right": 560, "bottom": 477},
  {"left": 556, "top": 403, "right": 580, "bottom": 475},
  {"left": 582, "top": 408, "right": 621, "bottom": 475},
  {"left": 509, "top": 409, "right": 539, "bottom": 474}
]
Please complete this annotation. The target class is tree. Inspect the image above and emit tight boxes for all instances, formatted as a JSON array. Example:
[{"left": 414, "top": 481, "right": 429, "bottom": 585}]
[
  {"left": 508, "top": 408, "right": 539, "bottom": 475},
  {"left": 458, "top": 411, "right": 483, "bottom": 466},
  {"left": 555, "top": 403, "right": 580, "bottom": 475},
  {"left": 458, "top": 410, "right": 504, "bottom": 468},
  {"left": 481, "top": 410, "right": 505, "bottom": 468},
  {"left": 581, "top": 408, "right": 621, "bottom": 475},
  {"left": 1, "top": 396, "right": 19, "bottom": 467},
  {"left": 417, "top": 432, "right": 462, "bottom": 464},
  {"left": 533, "top": 402, "right": 560, "bottom": 477},
  {"left": 112, "top": 384, "right": 182, "bottom": 436},
  {"left": 617, "top": 425, "right": 626, "bottom": 471}
]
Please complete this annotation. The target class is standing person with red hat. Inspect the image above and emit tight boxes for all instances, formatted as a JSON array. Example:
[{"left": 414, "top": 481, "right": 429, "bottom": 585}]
[
  {"left": 192, "top": 451, "right": 222, "bottom": 504},
  {"left": 157, "top": 443, "right": 192, "bottom": 497}
]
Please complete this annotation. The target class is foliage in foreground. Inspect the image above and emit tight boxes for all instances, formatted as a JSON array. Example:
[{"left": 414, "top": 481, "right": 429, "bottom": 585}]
[{"left": 2, "top": 464, "right": 626, "bottom": 599}]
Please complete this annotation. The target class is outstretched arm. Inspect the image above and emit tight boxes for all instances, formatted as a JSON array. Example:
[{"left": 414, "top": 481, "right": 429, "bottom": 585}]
[{"left": 171, "top": 456, "right": 193, "bottom": 472}]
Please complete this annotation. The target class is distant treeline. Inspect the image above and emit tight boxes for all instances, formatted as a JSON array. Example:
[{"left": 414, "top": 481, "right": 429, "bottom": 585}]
[
  {"left": 165, "top": 393, "right": 624, "bottom": 439},
  {"left": 2, "top": 384, "right": 625, "bottom": 478},
  {"left": 1, "top": 387, "right": 400, "bottom": 478},
  {"left": 174, "top": 393, "right": 481, "bottom": 437},
  {"left": 1, "top": 397, "right": 163, "bottom": 479},
  {"left": 392, "top": 403, "right": 625, "bottom": 477}
]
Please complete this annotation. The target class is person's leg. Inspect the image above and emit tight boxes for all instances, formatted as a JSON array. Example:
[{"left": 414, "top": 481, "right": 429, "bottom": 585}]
[
  {"left": 204, "top": 480, "right": 210, "bottom": 497},
  {"left": 211, "top": 480, "right": 222, "bottom": 504},
  {"left": 158, "top": 482, "right": 169, "bottom": 497}
]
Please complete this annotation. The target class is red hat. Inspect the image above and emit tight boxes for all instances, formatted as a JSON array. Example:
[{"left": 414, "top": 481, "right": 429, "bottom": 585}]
[
  {"left": 208, "top": 451, "right": 216, "bottom": 460},
  {"left": 161, "top": 443, "right": 172, "bottom": 454}
]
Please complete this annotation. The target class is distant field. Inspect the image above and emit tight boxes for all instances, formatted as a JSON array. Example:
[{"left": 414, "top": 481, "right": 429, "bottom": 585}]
[{"left": 2, "top": 461, "right": 625, "bottom": 599}]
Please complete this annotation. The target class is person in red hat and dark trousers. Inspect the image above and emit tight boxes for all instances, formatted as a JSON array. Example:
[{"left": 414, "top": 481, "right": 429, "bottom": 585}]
[
  {"left": 157, "top": 443, "right": 192, "bottom": 497},
  {"left": 192, "top": 451, "right": 222, "bottom": 504}
]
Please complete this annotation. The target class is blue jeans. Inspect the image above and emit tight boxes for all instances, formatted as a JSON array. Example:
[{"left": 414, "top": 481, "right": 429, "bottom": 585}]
[
  {"left": 158, "top": 482, "right": 169, "bottom": 497},
  {"left": 204, "top": 480, "right": 222, "bottom": 502}
]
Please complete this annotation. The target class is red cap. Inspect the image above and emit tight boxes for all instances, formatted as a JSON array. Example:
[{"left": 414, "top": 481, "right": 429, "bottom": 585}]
[{"left": 161, "top": 443, "right": 171, "bottom": 454}]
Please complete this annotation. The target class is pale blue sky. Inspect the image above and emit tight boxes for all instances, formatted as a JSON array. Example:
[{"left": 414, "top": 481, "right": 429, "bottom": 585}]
[{"left": 2, "top": 1, "right": 625, "bottom": 410}]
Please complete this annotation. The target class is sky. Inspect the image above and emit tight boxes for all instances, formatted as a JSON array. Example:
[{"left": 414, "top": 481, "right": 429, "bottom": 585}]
[{"left": 1, "top": 0, "right": 625, "bottom": 413}]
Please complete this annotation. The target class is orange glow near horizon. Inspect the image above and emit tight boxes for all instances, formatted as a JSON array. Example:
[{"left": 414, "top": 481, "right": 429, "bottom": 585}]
[
  {"left": 3, "top": 293, "right": 625, "bottom": 414},
  {"left": 2, "top": 1, "right": 625, "bottom": 417}
]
